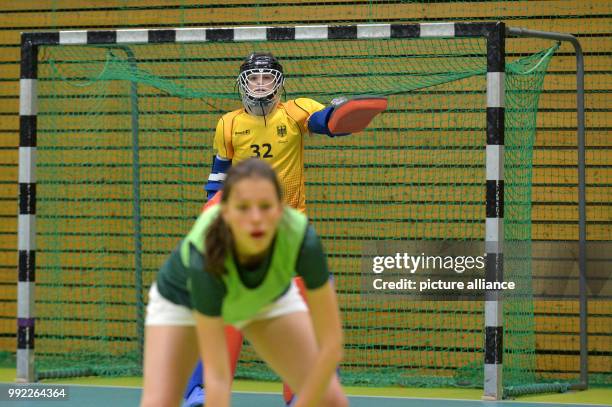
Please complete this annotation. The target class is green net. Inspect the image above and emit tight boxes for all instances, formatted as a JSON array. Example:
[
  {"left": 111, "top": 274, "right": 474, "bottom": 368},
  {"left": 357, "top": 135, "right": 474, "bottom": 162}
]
[{"left": 33, "top": 34, "right": 559, "bottom": 391}]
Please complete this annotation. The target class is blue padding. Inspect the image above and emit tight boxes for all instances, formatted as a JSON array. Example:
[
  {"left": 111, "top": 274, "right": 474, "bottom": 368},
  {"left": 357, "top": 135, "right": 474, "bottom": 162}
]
[
  {"left": 183, "top": 360, "right": 203, "bottom": 398},
  {"left": 204, "top": 155, "right": 232, "bottom": 199},
  {"left": 205, "top": 182, "right": 224, "bottom": 200},
  {"left": 307, "top": 106, "right": 334, "bottom": 136},
  {"left": 212, "top": 155, "right": 232, "bottom": 173},
  {"left": 308, "top": 106, "right": 350, "bottom": 137}
]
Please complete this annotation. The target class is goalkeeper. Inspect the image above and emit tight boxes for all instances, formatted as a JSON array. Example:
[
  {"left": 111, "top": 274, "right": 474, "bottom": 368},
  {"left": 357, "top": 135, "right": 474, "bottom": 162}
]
[{"left": 185, "top": 52, "right": 386, "bottom": 406}]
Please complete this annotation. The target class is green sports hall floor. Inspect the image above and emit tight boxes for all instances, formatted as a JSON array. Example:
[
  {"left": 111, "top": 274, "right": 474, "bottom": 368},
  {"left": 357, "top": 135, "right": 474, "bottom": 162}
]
[{"left": 1, "top": 369, "right": 610, "bottom": 406}]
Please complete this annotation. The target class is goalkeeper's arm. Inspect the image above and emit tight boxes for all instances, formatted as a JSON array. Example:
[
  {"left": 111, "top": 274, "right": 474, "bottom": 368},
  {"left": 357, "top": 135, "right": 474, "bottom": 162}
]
[
  {"left": 204, "top": 155, "right": 231, "bottom": 201},
  {"left": 308, "top": 104, "right": 346, "bottom": 137},
  {"left": 308, "top": 96, "right": 387, "bottom": 137}
]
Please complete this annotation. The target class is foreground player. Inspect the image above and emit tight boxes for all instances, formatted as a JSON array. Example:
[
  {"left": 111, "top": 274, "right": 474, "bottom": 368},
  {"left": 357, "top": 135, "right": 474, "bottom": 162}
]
[
  {"left": 141, "top": 159, "right": 348, "bottom": 407},
  {"left": 185, "top": 51, "right": 386, "bottom": 406}
]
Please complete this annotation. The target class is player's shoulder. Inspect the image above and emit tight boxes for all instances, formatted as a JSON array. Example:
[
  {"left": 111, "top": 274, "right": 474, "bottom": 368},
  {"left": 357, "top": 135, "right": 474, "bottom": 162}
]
[
  {"left": 184, "top": 205, "right": 221, "bottom": 254},
  {"left": 281, "top": 98, "right": 325, "bottom": 123},
  {"left": 219, "top": 108, "right": 247, "bottom": 125},
  {"left": 217, "top": 108, "right": 248, "bottom": 137},
  {"left": 283, "top": 205, "right": 308, "bottom": 220},
  {"left": 281, "top": 206, "right": 309, "bottom": 234},
  {"left": 290, "top": 97, "right": 324, "bottom": 112}
]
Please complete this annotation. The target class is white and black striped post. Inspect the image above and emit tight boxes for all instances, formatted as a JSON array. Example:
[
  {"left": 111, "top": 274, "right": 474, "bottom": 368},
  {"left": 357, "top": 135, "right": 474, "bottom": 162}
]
[
  {"left": 17, "top": 34, "right": 39, "bottom": 383},
  {"left": 17, "top": 31, "right": 60, "bottom": 383},
  {"left": 433, "top": 22, "right": 506, "bottom": 399},
  {"left": 483, "top": 22, "right": 506, "bottom": 400},
  {"left": 18, "top": 23, "right": 507, "bottom": 388}
]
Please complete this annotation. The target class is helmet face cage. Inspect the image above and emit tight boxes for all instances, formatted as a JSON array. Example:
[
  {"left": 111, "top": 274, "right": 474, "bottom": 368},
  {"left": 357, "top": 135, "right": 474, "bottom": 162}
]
[{"left": 238, "top": 68, "right": 284, "bottom": 116}]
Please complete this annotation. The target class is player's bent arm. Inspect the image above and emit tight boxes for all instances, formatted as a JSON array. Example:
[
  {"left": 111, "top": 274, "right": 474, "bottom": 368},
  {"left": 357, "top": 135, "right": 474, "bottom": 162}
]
[
  {"left": 204, "top": 155, "right": 232, "bottom": 201},
  {"left": 194, "top": 312, "right": 232, "bottom": 407},
  {"left": 296, "top": 281, "right": 344, "bottom": 407}
]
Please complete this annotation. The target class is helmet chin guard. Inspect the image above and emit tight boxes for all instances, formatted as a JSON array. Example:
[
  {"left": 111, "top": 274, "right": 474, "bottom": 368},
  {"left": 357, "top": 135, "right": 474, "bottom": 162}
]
[{"left": 238, "top": 53, "right": 284, "bottom": 117}]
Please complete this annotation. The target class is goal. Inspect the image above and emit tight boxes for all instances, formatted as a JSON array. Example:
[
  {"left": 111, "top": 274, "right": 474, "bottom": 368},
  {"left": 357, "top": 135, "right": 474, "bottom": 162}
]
[{"left": 17, "top": 21, "right": 580, "bottom": 399}]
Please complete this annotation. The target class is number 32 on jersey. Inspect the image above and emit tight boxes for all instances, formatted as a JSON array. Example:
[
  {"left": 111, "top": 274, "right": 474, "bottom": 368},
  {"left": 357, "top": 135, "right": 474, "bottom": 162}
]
[{"left": 250, "top": 143, "right": 273, "bottom": 158}]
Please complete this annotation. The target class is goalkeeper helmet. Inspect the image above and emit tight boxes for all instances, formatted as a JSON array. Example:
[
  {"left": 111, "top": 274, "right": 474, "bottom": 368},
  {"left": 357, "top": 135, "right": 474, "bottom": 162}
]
[{"left": 238, "top": 52, "right": 284, "bottom": 117}]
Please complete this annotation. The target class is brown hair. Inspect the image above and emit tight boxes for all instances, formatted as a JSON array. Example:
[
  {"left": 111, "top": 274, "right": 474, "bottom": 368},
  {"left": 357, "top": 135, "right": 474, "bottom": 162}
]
[{"left": 205, "top": 158, "right": 282, "bottom": 277}]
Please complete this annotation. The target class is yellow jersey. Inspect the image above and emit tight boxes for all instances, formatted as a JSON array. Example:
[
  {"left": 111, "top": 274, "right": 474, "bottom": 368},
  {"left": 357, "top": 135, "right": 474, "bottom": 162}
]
[{"left": 213, "top": 98, "right": 325, "bottom": 212}]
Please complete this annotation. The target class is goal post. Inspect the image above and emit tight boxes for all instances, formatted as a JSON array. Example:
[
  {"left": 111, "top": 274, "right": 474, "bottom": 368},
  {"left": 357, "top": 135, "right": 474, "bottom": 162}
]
[{"left": 17, "top": 21, "right": 585, "bottom": 399}]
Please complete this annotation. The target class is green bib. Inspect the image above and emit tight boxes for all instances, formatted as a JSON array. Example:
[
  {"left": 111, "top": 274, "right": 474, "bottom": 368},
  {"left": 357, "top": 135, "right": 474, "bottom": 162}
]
[{"left": 182, "top": 205, "right": 308, "bottom": 325}]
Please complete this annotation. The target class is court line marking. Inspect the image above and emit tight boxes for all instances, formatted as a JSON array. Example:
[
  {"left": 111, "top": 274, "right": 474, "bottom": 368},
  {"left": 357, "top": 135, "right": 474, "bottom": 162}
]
[{"left": 231, "top": 390, "right": 612, "bottom": 406}]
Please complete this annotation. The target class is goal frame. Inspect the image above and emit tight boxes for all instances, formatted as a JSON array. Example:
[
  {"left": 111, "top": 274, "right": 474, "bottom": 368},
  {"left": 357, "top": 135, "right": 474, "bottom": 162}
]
[{"left": 17, "top": 21, "right": 586, "bottom": 400}]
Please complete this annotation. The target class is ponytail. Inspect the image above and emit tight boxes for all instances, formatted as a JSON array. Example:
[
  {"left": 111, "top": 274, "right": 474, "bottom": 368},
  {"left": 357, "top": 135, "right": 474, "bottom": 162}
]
[{"left": 205, "top": 213, "right": 233, "bottom": 278}]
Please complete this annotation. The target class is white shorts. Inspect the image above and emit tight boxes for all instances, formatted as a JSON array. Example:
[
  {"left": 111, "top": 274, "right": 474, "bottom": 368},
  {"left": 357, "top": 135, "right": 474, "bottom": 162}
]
[
  {"left": 145, "top": 280, "right": 308, "bottom": 330},
  {"left": 145, "top": 283, "right": 196, "bottom": 326}
]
